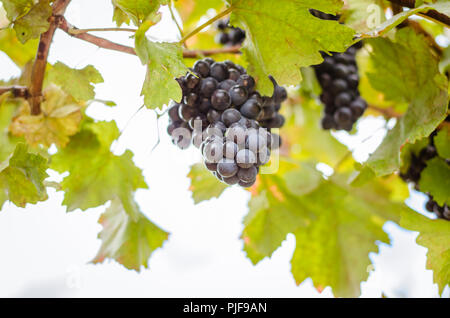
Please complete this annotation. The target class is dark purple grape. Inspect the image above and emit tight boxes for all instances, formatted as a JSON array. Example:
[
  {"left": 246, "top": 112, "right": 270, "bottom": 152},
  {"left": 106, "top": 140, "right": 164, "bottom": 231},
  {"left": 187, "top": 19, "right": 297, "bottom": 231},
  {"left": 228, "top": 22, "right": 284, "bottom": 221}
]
[
  {"left": 179, "top": 103, "right": 197, "bottom": 121},
  {"left": 334, "top": 107, "right": 352, "bottom": 125},
  {"left": 223, "top": 141, "right": 238, "bottom": 159},
  {"left": 226, "top": 123, "right": 247, "bottom": 147},
  {"left": 236, "top": 149, "right": 256, "bottom": 169},
  {"left": 240, "top": 99, "right": 261, "bottom": 119},
  {"left": 193, "top": 60, "right": 210, "bottom": 77},
  {"left": 218, "top": 79, "right": 237, "bottom": 91},
  {"left": 168, "top": 103, "right": 181, "bottom": 122},
  {"left": 237, "top": 166, "right": 257, "bottom": 182},
  {"left": 237, "top": 74, "right": 255, "bottom": 92},
  {"left": 186, "top": 73, "right": 200, "bottom": 89},
  {"left": 200, "top": 77, "right": 218, "bottom": 97},
  {"left": 217, "top": 158, "right": 239, "bottom": 178},
  {"left": 210, "top": 62, "right": 229, "bottom": 81},
  {"left": 229, "top": 85, "right": 248, "bottom": 106},
  {"left": 221, "top": 108, "right": 242, "bottom": 127},
  {"left": 223, "top": 175, "right": 240, "bottom": 185},
  {"left": 207, "top": 109, "right": 221, "bottom": 123},
  {"left": 335, "top": 92, "right": 352, "bottom": 108},
  {"left": 211, "top": 89, "right": 231, "bottom": 110},
  {"left": 229, "top": 68, "right": 240, "bottom": 81},
  {"left": 238, "top": 179, "right": 256, "bottom": 188}
]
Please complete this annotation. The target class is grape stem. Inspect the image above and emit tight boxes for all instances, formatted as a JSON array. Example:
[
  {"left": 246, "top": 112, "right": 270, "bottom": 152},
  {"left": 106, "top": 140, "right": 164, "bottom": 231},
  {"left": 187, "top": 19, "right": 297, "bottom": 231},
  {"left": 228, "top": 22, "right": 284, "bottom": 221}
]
[
  {"left": 386, "top": 0, "right": 450, "bottom": 27},
  {"left": 0, "top": 86, "right": 29, "bottom": 98},
  {"left": 57, "top": 16, "right": 241, "bottom": 58},
  {"left": 179, "top": 6, "right": 234, "bottom": 44},
  {"left": 169, "top": 1, "right": 184, "bottom": 39},
  {"left": 68, "top": 27, "right": 138, "bottom": 35},
  {"left": 28, "top": 0, "right": 71, "bottom": 115}
]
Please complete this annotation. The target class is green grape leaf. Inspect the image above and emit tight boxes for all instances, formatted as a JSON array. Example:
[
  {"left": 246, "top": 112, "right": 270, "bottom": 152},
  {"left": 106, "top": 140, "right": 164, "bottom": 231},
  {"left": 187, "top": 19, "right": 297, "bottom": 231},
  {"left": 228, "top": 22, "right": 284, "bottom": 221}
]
[
  {"left": 187, "top": 163, "right": 228, "bottom": 204},
  {"left": 0, "top": 143, "right": 48, "bottom": 209},
  {"left": 419, "top": 157, "right": 450, "bottom": 206},
  {"left": 361, "top": 2, "right": 450, "bottom": 38},
  {"left": 135, "top": 21, "right": 187, "bottom": 110},
  {"left": 400, "top": 210, "right": 450, "bottom": 295},
  {"left": 112, "top": 3, "right": 131, "bottom": 26},
  {"left": 227, "top": 0, "right": 355, "bottom": 94},
  {"left": 51, "top": 120, "right": 147, "bottom": 212},
  {"left": 345, "top": 0, "right": 387, "bottom": 34},
  {"left": 1, "top": 0, "right": 34, "bottom": 21},
  {"left": 174, "top": 0, "right": 224, "bottom": 29},
  {"left": 10, "top": 84, "right": 83, "bottom": 147},
  {"left": 435, "top": 126, "right": 450, "bottom": 159},
  {"left": 9, "top": 0, "right": 52, "bottom": 44},
  {"left": 242, "top": 159, "right": 411, "bottom": 297},
  {"left": 0, "top": 96, "right": 22, "bottom": 163},
  {"left": 47, "top": 62, "right": 104, "bottom": 102},
  {"left": 365, "top": 28, "right": 448, "bottom": 176},
  {"left": 112, "top": 0, "right": 168, "bottom": 26},
  {"left": 0, "top": 28, "right": 38, "bottom": 67},
  {"left": 282, "top": 98, "right": 349, "bottom": 167},
  {"left": 92, "top": 197, "right": 169, "bottom": 271}
]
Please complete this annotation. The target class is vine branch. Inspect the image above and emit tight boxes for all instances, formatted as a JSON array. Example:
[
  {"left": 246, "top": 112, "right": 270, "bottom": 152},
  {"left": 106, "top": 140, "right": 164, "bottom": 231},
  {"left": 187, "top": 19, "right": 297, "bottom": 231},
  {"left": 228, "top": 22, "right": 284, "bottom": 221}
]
[
  {"left": 0, "top": 86, "right": 29, "bottom": 98},
  {"left": 387, "top": 0, "right": 450, "bottom": 27},
  {"left": 57, "top": 16, "right": 241, "bottom": 58},
  {"left": 29, "top": 0, "right": 71, "bottom": 115}
]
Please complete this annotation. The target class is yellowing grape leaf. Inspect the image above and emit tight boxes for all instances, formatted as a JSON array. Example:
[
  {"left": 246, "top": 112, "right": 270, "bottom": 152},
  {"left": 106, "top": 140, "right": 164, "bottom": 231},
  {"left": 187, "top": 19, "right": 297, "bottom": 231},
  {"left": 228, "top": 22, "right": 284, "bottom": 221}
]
[
  {"left": 365, "top": 28, "right": 448, "bottom": 176},
  {"left": 401, "top": 210, "right": 450, "bottom": 295},
  {"left": 242, "top": 159, "right": 411, "bottom": 297},
  {"left": 10, "top": 84, "right": 83, "bottom": 147},
  {"left": 0, "top": 143, "right": 48, "bottom": 209},
  {"left": 92, "top": 197, "right": 169, "bottom": 271},
  {"left": 47, "top": 62, "right": 104, "bottom": 102},
  {"left": 419, "top": 157, "right": 450, "bottom": 206},
  {"left": 0, "top": 28, "right": 38, "bottom": 67},
  {"left": 187, "top": 163, "right": 228, "bottom": 204},
  {"left": 282, "top": 98, "right": 349, "bottom": 167},
  {"left": 51, "top": 120, "right": 148, "bottom": 212},
  {"left": 227, "top": 0, "right": 355, "bottom": 94},
  {"left": 0, "top": 96, "right": 22, "bottom": 163},
  {"left": 174, "top": 0, "right": 224, "bottom": 29},
  {"left": 135, "top": 21, "right": 187, "bottom": 110},
  {"left": 3, "top": 0, "right": 52, "bottom": 43},
  {"left": 112, "top": 0, "right": 168, "bottom": 26}
]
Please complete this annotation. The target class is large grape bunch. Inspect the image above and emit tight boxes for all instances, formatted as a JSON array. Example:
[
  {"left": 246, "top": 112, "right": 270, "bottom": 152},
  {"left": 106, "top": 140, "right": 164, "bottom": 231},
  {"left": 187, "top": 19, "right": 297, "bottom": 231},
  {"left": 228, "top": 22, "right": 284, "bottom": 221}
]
[
  {"left": 167, "top": 58, "right": 287, "bottom": 188},
  {"left": 400, "top": 117, "right": 450, "bottom": 220},
  {"left": 311, "top": 10, "right": 367, "bottom": 131},
  {"left": 215, "top": 18, "right": 246, "bottom": 47}
]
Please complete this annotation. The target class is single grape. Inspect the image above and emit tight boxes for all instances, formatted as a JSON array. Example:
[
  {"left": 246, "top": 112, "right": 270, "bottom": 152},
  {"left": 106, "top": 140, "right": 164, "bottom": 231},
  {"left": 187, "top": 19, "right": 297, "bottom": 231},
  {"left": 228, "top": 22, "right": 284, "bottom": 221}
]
[
  {"left": 207, "top": 109, "right": 221, "bottom": 123},
  {"left": 217, "top": 158, "right": 239, "bottom": 178},
  {"left": 236, "top": 149, "right": 256, "bottom": 168},
  {"left": 193, "top": 60, "right": 210, "bottom": 77},
  {"left": 200, "top": 77, "right": 219, "bottom": 97},
  {"left": 335, "top": 92, "right": 352, "bottom": 108},
  {"left": 223, "top": 175, "right": 240, "bottom": 185},
  {"left": 221, "top": 108, "right": 242, "bottom": 127},
  {"left": 225, "top": 123, "right": 247, "bottom": 147},
  {"left": 229, "top": 68, "right": 241, "bottom": 81},
  {"left": 203, "top": 139, "right": 224, "bottom": 163},
  {"left": 210, "top": 62, "right": 229, "bottom": 81},
  {"left": 204, "top": 161, "right": 217, "bottom": 172},
  {"left": 168, "top": 103, "right": 181, "bottom": 122},
  {"left": 240, "top": 99, "right": 261, "bottom": 119},
  {"left": 211, "top": 89, "right": 231, "bottom": 110},
  {"left": 186, "top": 73, "right": 200, "bottom": 89},
  {"left": 237, "top": 74, "right": 255, "bottom": 92},
  {"left": 223, "top": 141, "right": 239, "bottom": 159},
  {"left": 179, "top": 103, "right": 198, "bottom": 121},
  {"left": 238, "top": 179, "right": 256, "bottom": 188},
  {"left": 237, "top": 166, "right": 257, "bottom": 182},
  {"left": 229, "top": 85, "right": 248, "bottom": 106}
]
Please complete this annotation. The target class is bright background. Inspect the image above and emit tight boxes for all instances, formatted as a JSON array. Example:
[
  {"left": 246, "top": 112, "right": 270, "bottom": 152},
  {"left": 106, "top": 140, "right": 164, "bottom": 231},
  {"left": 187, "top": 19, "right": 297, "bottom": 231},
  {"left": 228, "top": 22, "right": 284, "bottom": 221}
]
[{"left": 0, "top": 1, "right": 448, "bottom": 298}]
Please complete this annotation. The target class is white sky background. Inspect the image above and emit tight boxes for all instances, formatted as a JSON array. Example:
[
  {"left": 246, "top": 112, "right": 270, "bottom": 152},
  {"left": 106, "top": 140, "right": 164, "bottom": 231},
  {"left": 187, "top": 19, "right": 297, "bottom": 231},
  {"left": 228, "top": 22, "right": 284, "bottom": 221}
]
[{"left": 0, "top": 0, "right": 448, "bottom": 298}]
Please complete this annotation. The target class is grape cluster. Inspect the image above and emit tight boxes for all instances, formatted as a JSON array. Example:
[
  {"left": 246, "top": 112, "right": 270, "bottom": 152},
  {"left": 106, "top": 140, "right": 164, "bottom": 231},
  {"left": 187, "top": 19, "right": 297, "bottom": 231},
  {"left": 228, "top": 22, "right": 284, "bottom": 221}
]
[
  {"left": 215, "top": 18, "right": 246, "bottom": 46},
  {"left": 167, "top": 58, "right": 287, "bottom": 187},
  {"left": 400, "top": 120, "right": 450, "bottom": 220},
  {"left": 310, "top": 9, "right": 367, "bottom": 131}
]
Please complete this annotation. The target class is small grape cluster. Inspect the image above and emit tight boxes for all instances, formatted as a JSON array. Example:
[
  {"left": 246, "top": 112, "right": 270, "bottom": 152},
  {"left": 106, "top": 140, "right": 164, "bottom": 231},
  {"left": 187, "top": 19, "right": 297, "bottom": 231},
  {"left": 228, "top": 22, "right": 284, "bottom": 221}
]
[
  {"left": 167, "top": 58, "right": 287, "bottom": 187},
  {"left": 400, "top": 120, "right": 450, "bottom": 220},
  {"left": 310, "top": 9, "right": 367, "bottom": 131},
  {"left": 215, "top": 18, "right": 246, "bottom": 47}
]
